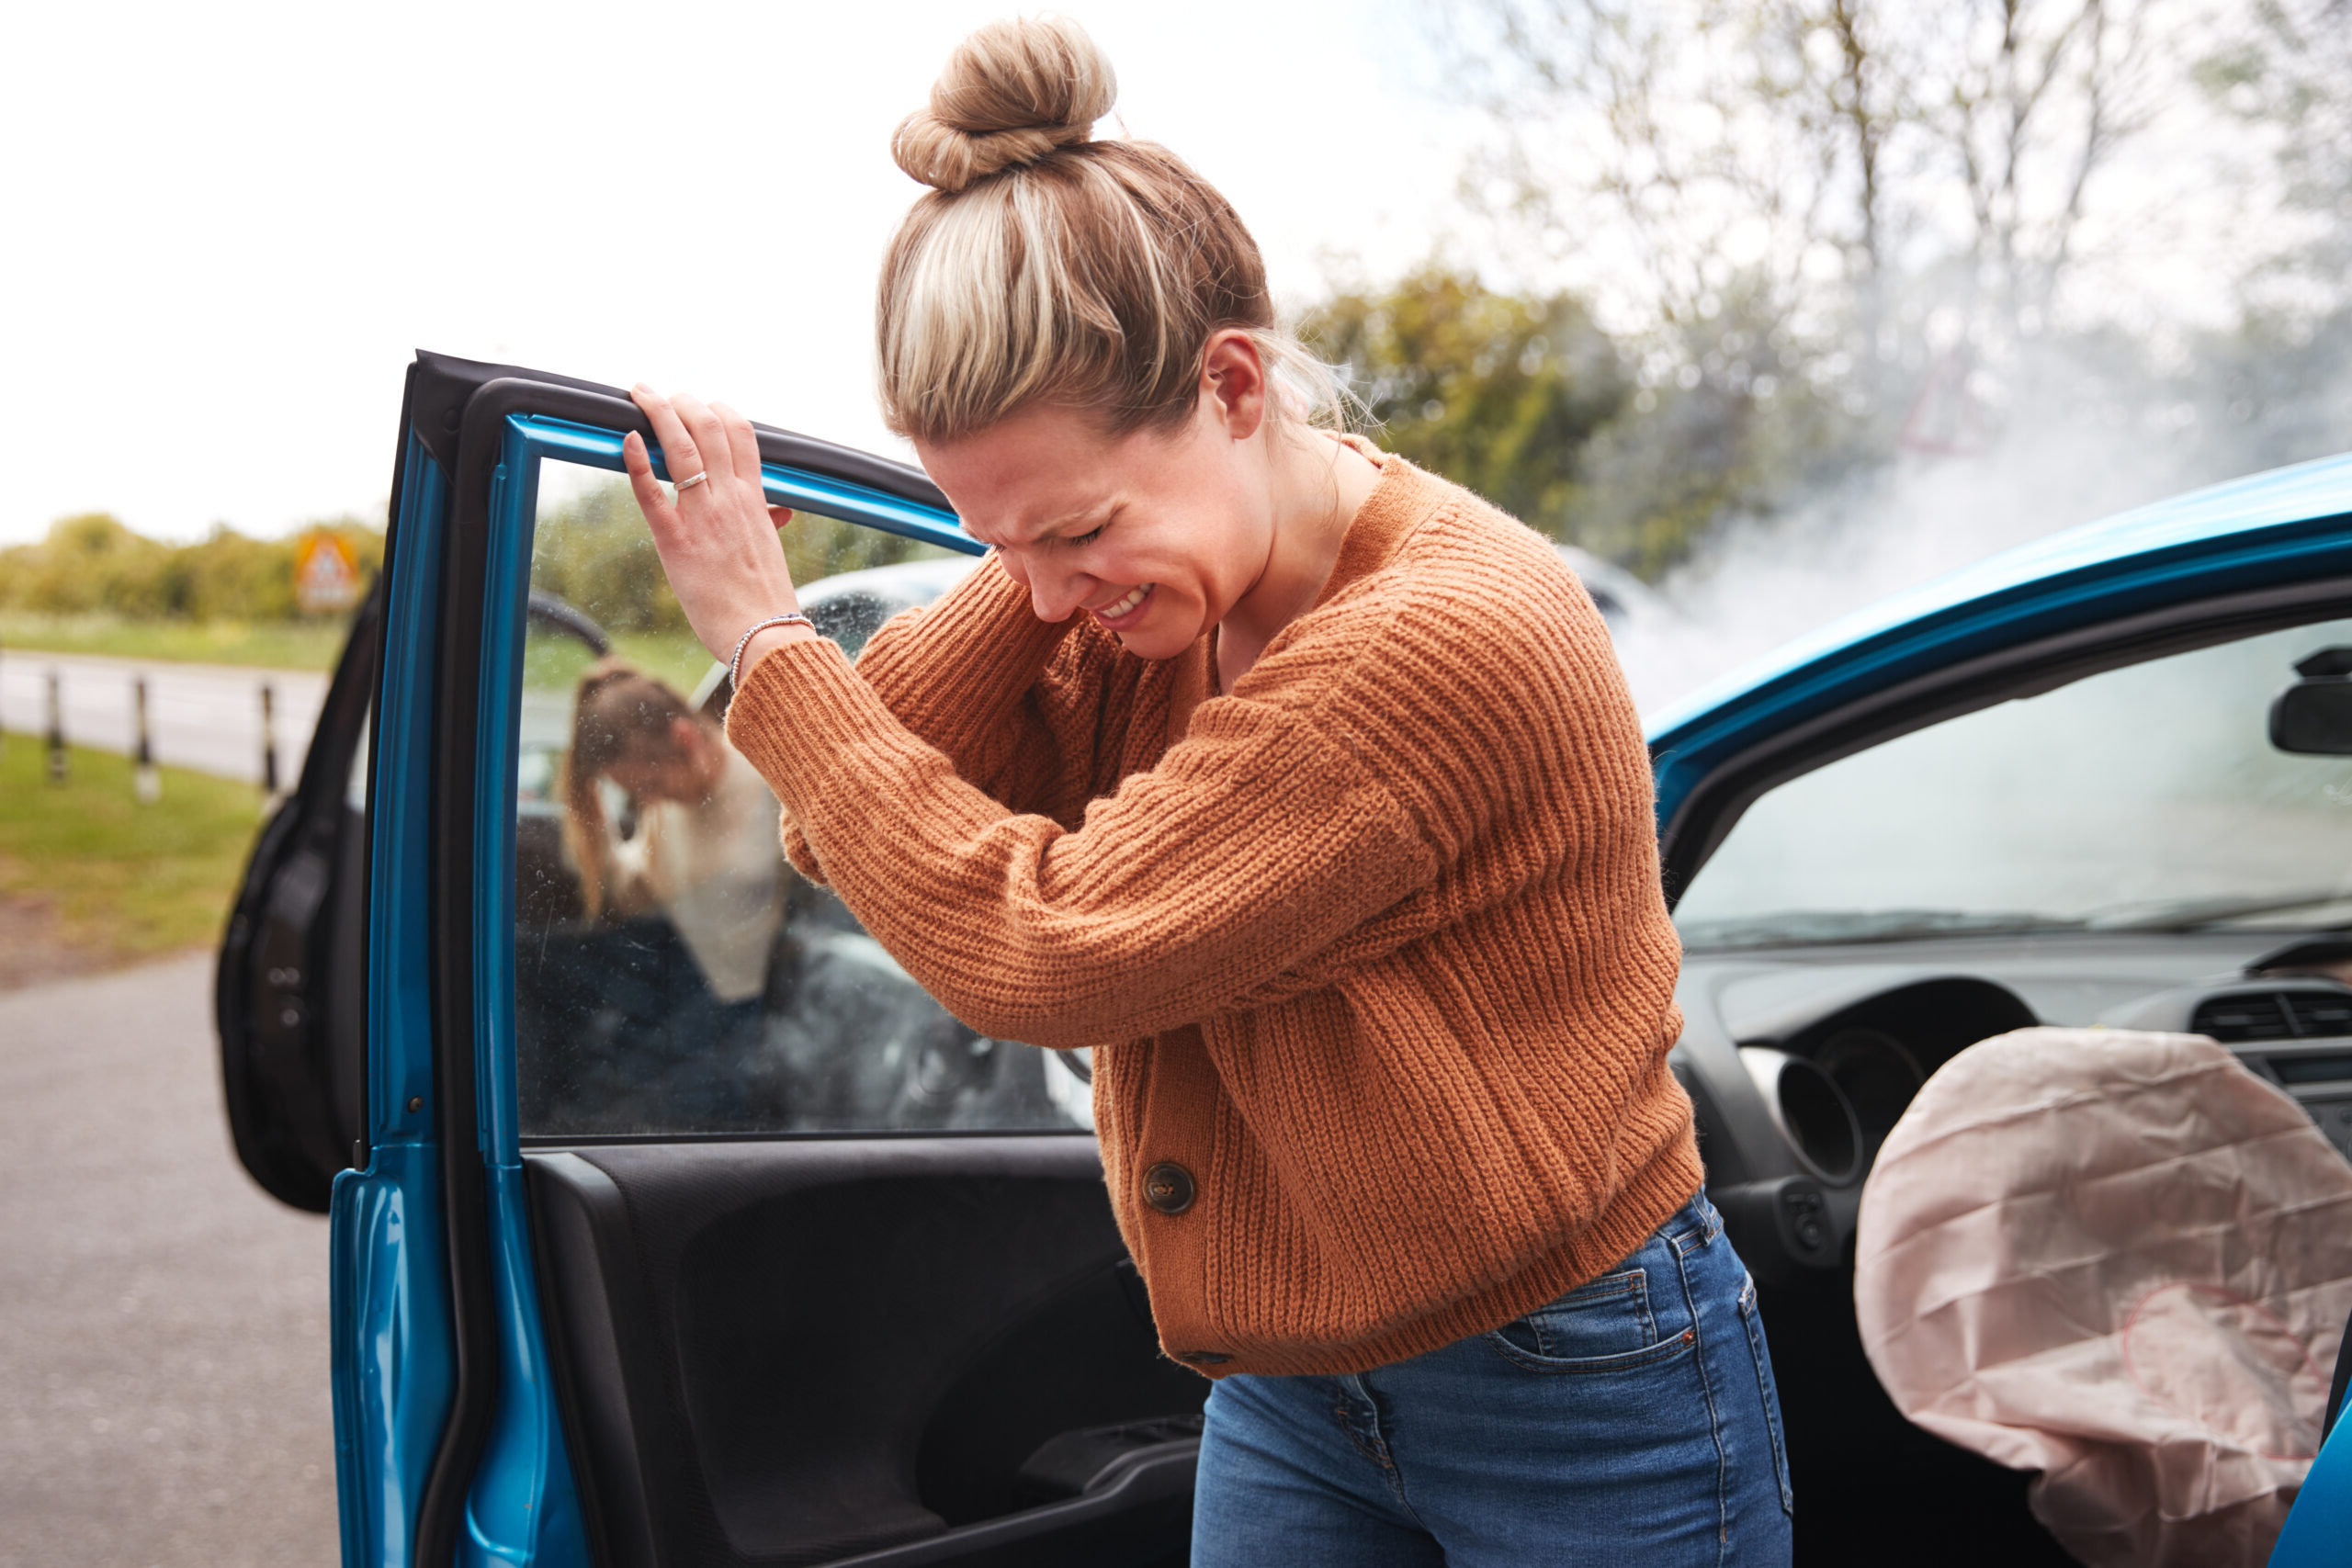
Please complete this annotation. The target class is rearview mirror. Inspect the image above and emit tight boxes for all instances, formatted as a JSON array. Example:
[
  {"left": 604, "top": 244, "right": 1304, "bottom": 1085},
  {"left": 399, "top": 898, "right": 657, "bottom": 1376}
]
[{"left": 2272, "top": 647, "right": 2352, "bottom": 756}]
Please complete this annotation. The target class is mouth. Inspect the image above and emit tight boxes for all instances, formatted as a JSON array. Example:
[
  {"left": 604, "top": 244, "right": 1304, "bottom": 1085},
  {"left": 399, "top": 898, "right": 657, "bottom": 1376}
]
[{"left": 1090, "top": 582, "right": 1155, "bottom": 628}]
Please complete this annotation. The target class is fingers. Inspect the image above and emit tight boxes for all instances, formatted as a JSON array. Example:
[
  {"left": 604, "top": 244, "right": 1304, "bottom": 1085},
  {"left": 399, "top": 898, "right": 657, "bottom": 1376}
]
[
  {"left": 668, "top": 392, "right": 735, "bottom": 489},
  {"left": 620, "top": 431, "right": 675, "bottom": 533},
  {"left": 711, "top": 401, "right": 765, "bottom": 490},
  {"left": 630, "top": 385, "right": 706, "bottom": 488}
]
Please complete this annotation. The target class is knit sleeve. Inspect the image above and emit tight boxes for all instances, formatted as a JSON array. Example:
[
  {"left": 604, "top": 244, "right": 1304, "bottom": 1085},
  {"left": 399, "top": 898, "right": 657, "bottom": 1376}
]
[
  {"left": 775, "top": 555, "right": 1136, "bottom": 881},
  {"left": 727, "top": 633, "right": 1441, "bottom": 1049}
]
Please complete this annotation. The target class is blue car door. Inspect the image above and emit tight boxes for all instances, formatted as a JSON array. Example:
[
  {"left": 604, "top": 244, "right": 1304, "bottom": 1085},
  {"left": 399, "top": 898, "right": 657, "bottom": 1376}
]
[
  {"left": 1637, "top": 452, "right": 2352, "bottom": 1565},
  {"left": 327, "top": 353, "right": 1204, "bottom": 1568}
]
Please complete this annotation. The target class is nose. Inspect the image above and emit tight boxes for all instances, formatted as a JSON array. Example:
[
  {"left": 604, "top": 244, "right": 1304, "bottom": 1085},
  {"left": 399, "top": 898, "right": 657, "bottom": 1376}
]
[{"left": 1012, "top": 552, "right": 1093, "bottom": 624}]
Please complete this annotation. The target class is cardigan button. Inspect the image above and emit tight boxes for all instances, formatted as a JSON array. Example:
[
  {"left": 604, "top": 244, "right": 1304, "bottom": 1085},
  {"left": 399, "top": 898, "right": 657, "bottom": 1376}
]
[{"left": 1142, "top": 1162, "right": 1196, "bottom": 1216}]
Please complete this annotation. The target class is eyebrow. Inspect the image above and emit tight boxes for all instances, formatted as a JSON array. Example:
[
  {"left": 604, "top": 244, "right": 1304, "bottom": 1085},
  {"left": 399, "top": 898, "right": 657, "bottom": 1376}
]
[{"left": 1008, "top": 505, "right": 1113, "bottom": 546}]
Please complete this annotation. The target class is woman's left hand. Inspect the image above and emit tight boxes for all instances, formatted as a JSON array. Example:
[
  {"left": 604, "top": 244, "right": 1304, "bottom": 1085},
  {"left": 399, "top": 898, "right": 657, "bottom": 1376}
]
[{"left": 623, "top": 385, "right": 804, "bottom": 662}]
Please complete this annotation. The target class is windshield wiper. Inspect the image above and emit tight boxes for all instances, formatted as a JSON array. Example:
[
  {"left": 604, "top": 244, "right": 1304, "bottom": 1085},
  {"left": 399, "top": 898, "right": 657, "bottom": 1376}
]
[
  {"left": 1678, "top": 909, "right": 2086, "bottom": 950},
  {"left": 2084, "top": 891, "right": 2352, "bottom": 933}
]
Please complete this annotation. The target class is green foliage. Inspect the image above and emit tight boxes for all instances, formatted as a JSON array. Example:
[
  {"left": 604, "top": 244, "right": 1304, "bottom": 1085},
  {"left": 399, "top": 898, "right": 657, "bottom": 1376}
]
[
  {"left": 0, "top": 513, "right": 383, "bottom": 624},
  {"left": 0, "top": 614, "right": 350, "bottom": 671},
  {"left": 0, "top": 738, "right": 264, "bottom": 961},
  {"left": 1301, "top": 265, "right": 1867, "bottom": 578},
  {"left": 1301, "top": 267, "right": 1628, "bottom": 541},
  {"left": 527, "top": 482, "right": 687, "bottom": 635},
  {"left": 527, "top": 477, "right": 953, "bottom": 636}
]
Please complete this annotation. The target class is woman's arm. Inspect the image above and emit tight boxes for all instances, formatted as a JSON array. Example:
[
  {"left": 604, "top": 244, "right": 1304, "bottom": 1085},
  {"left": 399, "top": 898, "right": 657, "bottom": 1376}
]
[
  {"left": 615, "top": 385, "right": 1136, "bottom": 869},
  {"left": 847, "top": 559, "right": 1136, "bottom": 817},
  {"left": 728, "top": 633, "right": 1441, "bottom": 1049}
]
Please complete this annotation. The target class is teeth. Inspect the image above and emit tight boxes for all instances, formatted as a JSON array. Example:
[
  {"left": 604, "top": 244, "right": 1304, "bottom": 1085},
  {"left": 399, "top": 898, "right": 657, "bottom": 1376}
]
[{"left": 1102, "top": 583, "right": 1150, "bottom": 619}]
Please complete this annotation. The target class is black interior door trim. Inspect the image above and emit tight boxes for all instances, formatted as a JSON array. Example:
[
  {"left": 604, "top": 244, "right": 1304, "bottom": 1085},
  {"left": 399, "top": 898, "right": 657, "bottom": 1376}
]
[
  {"left": 413, "top": 361, "right": 502, "bottom": 1568},
  {"left": 405, "top": 349, "right": 952, "bottom": 513},
  {"left": 215, "top": 580, "right": 383, "bottom": 1209},
  {"left": 405, "top": 350, "right": 963, "bottom": 1568},
  {"left": 526, "top": 1137, "right": 1203, "bottom": 1568},
  {"left": 1657, "top": 575, "right": 2352, "bottom": 901}
]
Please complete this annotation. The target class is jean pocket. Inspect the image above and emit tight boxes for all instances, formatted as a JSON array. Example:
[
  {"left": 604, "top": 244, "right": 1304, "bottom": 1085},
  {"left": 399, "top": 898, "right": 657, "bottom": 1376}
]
[
  {"left": 1738, "top": 1273, "right": 1796, "bottom": 1516},
  {"left": 1485, "top": 1269, "right": 1692, "bottom": 1372}
]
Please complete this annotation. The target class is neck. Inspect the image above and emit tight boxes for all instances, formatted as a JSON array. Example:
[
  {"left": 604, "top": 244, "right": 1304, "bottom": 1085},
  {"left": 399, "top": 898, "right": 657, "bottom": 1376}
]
[{"left": 1218, "top": 432, "right": 1381, "bottom": 679}]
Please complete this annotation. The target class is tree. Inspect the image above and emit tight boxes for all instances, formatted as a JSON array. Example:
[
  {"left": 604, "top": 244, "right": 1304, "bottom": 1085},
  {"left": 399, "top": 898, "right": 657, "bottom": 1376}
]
[
  {"left": 0, "top": 514, "right": 384, "bottom": 622},
  {"left": 1442, "top": 0, "right": 2190, "bottom": 363},
  {"left": 1300, "top": 266, "right": 1629, "bottom": 541}
]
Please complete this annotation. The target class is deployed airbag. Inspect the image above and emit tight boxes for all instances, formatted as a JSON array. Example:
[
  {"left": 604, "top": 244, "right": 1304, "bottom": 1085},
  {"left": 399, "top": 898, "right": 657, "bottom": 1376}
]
[{"left": 1855, "top": 1027, "right": 2352, "bottom": 1566}]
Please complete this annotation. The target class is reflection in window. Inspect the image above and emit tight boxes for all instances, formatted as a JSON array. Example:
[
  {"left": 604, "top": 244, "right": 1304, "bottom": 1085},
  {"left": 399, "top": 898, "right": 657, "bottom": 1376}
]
[{"left": 511, "top": 461, "right": 1091, "bottom": 1137}]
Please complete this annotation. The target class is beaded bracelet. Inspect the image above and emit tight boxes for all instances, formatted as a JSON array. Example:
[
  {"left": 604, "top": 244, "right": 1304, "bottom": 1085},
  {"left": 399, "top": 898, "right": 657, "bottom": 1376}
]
[{"left": 729, "top": 613, "right": 815, "bottom": 692}]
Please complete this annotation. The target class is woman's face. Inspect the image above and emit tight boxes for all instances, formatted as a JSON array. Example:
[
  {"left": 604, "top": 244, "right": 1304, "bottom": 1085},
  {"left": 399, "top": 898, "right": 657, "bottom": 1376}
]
[
  {"left": 604, "top": 717, "right": 720, "bottom": 806},
  {"left": 915, "top": 392, "right": 1274, "bottom": 662}
]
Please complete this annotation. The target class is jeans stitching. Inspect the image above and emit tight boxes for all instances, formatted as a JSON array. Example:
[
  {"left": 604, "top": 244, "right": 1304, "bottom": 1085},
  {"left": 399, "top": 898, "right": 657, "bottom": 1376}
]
[
  {"left": 1329, "top": 1375, "right": 1423, "bottom": 1518},
  {"left": 1673, "top": 1236, "right": 1732, "bottom": 1567},
  {"left": 1480, "top": 1322, "right": 1695, "bottom": 1374},
  {"left": 1671, "top": 1194, "right": 1724, "bottom": 1258},
  {"left": 1739, "top": 1275, "right": 1797, "bottom": 1517},
  {"left": 1361, "top": 1375, "right": 1430, "bottom": 1520},
  {"left": 1527, "top": 1269, "right": 1651, "bottom": 1358}
]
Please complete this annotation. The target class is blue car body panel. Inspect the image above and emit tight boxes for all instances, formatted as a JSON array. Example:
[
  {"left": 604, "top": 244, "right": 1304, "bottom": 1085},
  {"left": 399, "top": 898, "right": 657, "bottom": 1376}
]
[
  {"left": 332, "top": 436, "right": 458, "bottom": 1568},
  {"left": 2274, "top": 1413, "right": 2352, "bottom": 1564},
  {"left": 1645, "top": 451, "right": 2352, "bottom": 825},
  {"left": 348, "top": 379, "right": 2352, "bottom": 1563}
]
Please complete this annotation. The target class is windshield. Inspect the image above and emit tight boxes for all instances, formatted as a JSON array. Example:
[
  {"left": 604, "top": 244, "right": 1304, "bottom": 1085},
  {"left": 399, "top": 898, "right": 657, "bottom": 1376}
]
[{"left": 1673, "top": 615, "right": 2352, "bottom": 950}]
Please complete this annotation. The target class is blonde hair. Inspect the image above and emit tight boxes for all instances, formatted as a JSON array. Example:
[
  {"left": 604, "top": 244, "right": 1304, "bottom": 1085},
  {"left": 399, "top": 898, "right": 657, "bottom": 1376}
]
[
  {"left": 878, "top": 16, "right": 1342, "bottom": 444},
  {"left": 560, "top": 660, "right": 708, "bottom": 920}
]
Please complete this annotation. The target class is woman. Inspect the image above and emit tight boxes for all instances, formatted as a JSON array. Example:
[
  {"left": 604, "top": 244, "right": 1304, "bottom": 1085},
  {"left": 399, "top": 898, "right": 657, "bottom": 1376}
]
[
  {"left": 621, "top": 17, "right": 1791, "bottom": 1565},
  {"left": 556, "top": 660, "right": 782, "bottom": 1122}
]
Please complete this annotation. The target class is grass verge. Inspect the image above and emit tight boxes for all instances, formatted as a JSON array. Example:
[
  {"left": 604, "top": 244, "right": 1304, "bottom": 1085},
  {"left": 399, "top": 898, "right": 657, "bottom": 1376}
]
[
  {"left": 0, "top": 613, "right": 348, "bottom": 671},
  {"left": 0, "top": 737, "right": 264, "bottom": 964}
]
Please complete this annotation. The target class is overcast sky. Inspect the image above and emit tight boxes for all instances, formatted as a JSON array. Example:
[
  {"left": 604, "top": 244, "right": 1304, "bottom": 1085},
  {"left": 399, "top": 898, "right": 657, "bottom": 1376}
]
[{"left": 0, "top": 0, "right": 1470, "bottom": 546}]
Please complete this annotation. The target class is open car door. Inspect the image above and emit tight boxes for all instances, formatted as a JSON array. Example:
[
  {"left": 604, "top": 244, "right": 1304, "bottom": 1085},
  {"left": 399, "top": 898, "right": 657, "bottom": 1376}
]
[
  {"left": 218, "top": 580, "right": 379, "bottom": 1212},
  {"left": 322, "top": 353, "right": 1203, "bottom": 1568}
]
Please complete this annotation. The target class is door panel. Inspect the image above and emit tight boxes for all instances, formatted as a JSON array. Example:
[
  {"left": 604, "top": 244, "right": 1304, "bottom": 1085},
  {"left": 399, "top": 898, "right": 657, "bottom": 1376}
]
[
  {"left": 413, "top": 358, "right": 1195, "bottom": 1568},
  {"left": 528, "top": 1140, "right": 1202, "bottom": 1568},
  {"left": 219, "top": 577, "right": 380, "bottom": 1211}
]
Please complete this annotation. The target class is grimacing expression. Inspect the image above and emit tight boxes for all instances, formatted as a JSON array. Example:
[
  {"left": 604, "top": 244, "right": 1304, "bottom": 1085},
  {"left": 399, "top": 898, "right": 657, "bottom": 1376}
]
[{"left": 915, "top": 396, "right": 1276, "bottom": 663}]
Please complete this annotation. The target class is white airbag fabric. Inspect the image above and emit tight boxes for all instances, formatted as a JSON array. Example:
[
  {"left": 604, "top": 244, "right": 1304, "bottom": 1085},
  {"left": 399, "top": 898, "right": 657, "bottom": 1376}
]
[{"left": 1854, "top": 1027, "right": 2352, "bottom": 1566}]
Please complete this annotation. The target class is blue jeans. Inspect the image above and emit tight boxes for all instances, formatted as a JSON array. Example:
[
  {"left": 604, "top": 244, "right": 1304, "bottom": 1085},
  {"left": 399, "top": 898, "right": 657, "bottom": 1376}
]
[{"left": 1191, "top": 1193, "right": 1793, "bottom": 1566}]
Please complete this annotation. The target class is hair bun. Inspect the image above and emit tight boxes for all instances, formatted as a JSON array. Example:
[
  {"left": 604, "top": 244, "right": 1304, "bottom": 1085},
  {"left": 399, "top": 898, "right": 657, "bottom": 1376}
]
[{"left": 892, "top": 17, "right": 1116, "bottom": 193}]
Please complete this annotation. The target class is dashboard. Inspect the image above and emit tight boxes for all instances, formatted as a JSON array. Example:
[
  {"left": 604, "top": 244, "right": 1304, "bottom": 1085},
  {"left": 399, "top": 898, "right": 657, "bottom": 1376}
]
[{"left": 1668, "top": 930, "right": 2352, "bottom": 1281}]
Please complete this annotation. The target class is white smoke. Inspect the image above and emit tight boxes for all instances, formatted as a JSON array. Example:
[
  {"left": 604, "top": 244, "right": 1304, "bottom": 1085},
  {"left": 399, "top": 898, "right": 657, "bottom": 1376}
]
[{"left": 1610, "top": 350, "right": 2352, "bottom": 717}]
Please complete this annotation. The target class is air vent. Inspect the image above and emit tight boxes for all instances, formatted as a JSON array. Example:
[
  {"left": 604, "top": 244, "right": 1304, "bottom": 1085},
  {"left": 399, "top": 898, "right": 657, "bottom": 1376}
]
[
  {"left": 2194, "top": 994, "right": 2297, "bottom": 1042},
  {"left": 2289, "top": 992, "right": 2352, "bottom": 1038},
  {"left": 2192, "top": 990, "right": 2352, "bottom": 1043}
]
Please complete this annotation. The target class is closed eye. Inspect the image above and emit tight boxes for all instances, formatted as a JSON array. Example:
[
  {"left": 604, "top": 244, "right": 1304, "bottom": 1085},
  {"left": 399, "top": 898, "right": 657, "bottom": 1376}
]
[{"left": 1068, "top": 524, "right": 1106, "bottom": 547}]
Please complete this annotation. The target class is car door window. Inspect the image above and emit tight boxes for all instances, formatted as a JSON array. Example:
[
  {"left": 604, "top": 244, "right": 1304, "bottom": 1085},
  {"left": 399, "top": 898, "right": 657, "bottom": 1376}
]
[
  {"left": 1675, "top": 615, "right": 2352, "bottom": 949},
  {"left": 512, "top": 459, "right": 1097, "bottom": 1137}
]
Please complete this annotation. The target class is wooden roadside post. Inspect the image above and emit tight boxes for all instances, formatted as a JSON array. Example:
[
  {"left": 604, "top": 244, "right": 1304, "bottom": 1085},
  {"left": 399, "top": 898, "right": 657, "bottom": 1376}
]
[
  {"left": 260, "top": 682, "right": 279, "bottom": 797},
  {"left": 134, "top": 675, "right": 160, "bottom": 804},
  {"left": 45, "top": 670, "right": 66, "bottom": 785}
]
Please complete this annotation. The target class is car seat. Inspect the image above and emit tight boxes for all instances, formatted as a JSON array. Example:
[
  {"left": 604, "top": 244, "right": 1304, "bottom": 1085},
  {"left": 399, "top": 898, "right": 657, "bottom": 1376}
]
[{"left": 1854, "top": 1027, "right": 2352, "bottom": 1567}]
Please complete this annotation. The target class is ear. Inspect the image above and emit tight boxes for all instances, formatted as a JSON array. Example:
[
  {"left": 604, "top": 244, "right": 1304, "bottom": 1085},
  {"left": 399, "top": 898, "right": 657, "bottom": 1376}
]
[{"left": 1199, "top": 330, "right": 1269, "bottom": 441}]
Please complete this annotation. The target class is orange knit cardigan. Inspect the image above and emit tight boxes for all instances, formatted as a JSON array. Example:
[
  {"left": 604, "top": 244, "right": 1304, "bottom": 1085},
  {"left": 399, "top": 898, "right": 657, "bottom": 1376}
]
[{"left": 726, "top": 447, "right": 1700, "bottom": 1377}]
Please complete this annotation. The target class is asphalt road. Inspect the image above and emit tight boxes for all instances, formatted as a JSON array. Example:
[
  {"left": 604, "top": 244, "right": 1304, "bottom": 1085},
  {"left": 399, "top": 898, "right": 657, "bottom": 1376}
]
[
  {"left": 0, "top": 954, "right": 337, "bottom": 1567},
  {"left": 0, "top": 653, "right": 328, "bottom": 786}
]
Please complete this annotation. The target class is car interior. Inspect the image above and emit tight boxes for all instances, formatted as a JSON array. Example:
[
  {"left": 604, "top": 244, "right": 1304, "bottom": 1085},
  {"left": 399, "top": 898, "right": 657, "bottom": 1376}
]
[
  {"left": 1661, "top": 605, "right": 2352, "bottom": 1564},
  {"left": 222, "top": 375, "right": 2352, "bottom": 1566}
]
